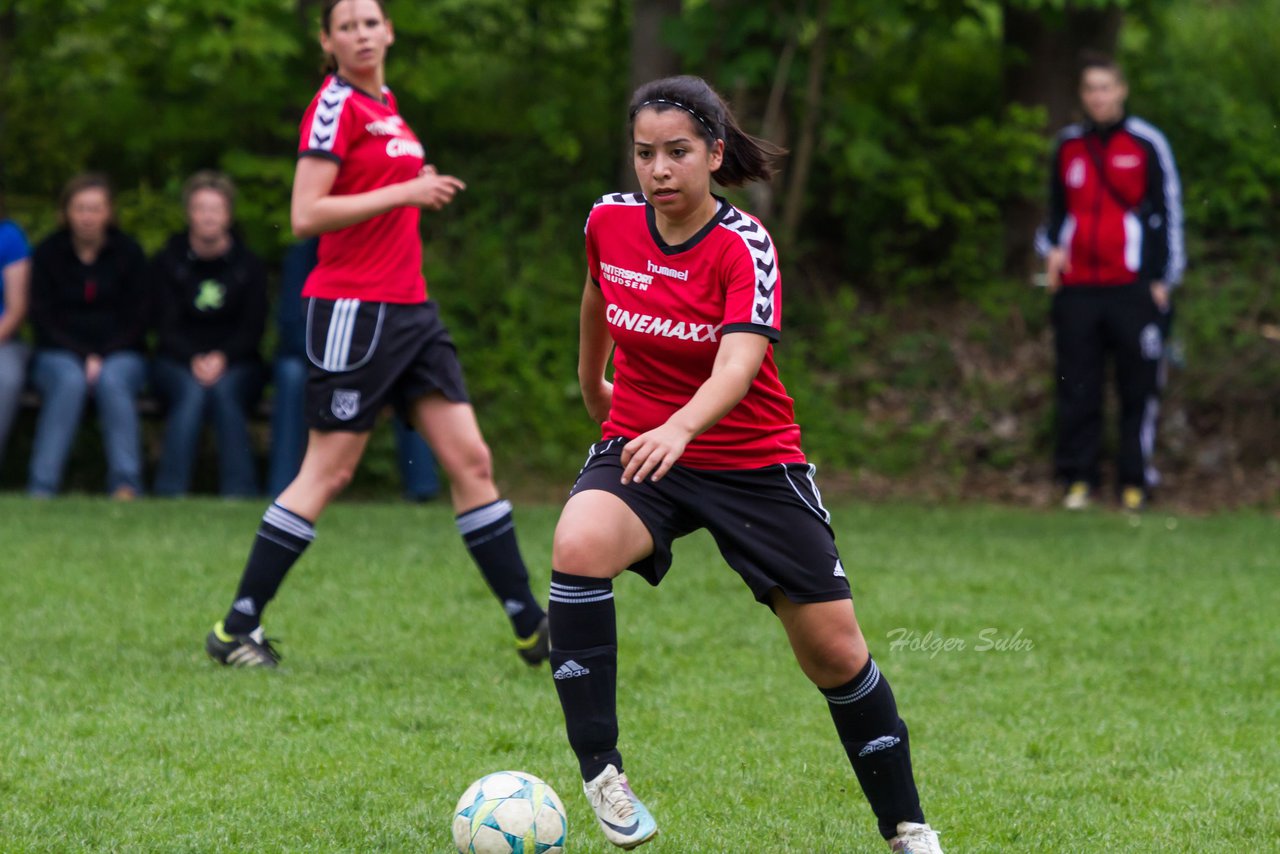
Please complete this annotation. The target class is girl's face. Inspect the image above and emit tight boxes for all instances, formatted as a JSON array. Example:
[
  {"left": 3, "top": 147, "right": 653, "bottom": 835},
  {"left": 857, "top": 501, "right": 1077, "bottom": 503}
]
[
  {"left": 321, "top": 0, "right": 394, "bottom": 78},
  {"left": 187, "top": 188, "right": 232, "bottom": 243},
  {"left": 66, "top": 188, "right": 111, "bottom": 244},
  {"left": 632, "top": 108, "right": 724, "bottom": 221}
]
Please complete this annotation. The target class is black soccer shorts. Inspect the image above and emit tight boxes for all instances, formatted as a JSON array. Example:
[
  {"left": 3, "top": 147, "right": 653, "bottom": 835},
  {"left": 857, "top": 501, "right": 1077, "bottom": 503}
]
[
  {"left": 570, "top": 437, "right": 853, "bottom": 605},
  {"left": 304, "top": 297, "right": 470, "bottom": 432}
]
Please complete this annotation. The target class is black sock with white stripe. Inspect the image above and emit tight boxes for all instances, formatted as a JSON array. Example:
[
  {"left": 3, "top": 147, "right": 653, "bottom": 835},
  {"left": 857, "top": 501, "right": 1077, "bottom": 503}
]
[
  {"left": 821, "top": 657, "right": 925, "bottom": 839},
  {"left": 456, "top": 500, "right": 545, "bottom": 638},
  {"left": 548, "top": 571, "right": 621, "bottom": 780},
  {"left": 222, "top": 503, "right": 315, "bottom": 635}
]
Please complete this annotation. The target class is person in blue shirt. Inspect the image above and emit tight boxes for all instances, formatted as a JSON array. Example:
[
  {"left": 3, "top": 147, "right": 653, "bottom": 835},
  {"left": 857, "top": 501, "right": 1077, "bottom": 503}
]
[{"left": 0, "top": 197, "right": 32, "bottom": 469}]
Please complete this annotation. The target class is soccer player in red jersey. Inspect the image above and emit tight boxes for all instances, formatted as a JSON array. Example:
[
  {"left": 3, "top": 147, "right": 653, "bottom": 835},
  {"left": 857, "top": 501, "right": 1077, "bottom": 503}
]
[
  {"left": 204, "top": 0, "right": 547, "bottom": 668},
  {"left": 548, "top": 76, "right": 944, "bottom": 853}
]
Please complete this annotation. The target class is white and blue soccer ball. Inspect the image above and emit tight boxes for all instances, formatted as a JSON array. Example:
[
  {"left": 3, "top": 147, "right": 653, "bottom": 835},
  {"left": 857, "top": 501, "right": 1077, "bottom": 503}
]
[{"left": 452, "top": 770, "right": 567, "bottom": 854}]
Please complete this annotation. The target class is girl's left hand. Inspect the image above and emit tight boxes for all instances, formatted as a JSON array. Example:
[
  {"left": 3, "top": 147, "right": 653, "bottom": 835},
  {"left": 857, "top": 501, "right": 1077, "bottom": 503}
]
[{"left": 620, "top": 423, "right": 693, "bottom": 484}]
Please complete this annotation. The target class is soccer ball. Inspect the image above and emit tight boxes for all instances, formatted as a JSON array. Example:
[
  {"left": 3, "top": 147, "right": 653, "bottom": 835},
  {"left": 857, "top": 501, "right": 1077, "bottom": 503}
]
[{"left": 452, "top": 770, "right": 567, "bottom": 854}]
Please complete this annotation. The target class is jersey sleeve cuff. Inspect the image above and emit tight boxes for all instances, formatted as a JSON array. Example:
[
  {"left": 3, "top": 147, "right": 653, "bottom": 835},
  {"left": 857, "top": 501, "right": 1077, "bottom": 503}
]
[
  {"left": 722, "top": 322, "right": 780, "bottom": 342},
  {"left": 299, "top": 150, "right": 342, "bottom": 164}
]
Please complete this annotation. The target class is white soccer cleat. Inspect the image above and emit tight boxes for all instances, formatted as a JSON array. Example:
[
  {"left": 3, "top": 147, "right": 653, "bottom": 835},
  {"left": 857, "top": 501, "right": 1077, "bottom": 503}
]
[
  {"left": 582, "top": 763, "right": 658, "bottom": 849},
  {"left": 889, "top": 821, "right": 944, "bottom": 854}
]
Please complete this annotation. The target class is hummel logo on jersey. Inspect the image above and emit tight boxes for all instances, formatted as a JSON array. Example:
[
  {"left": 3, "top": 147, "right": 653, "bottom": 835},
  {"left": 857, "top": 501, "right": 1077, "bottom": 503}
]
[
  {"left": 606, "top": 304, "right": 721, "bottom": 342},
  {"left": 553, "top": 660, "right": 591, "bottom": 680},
  {"left": 232, "top": 597, "right": 257, "bottom": 616},
  {"left": 600, "top": 262, "right": 653, "bottom": 291},
  {"left": 833, "top": 560, "right": 846, "bottom": 578},
  {"left": 858, "top": 735, "right": 901, "bottom": 757},
  {"left": 646, "top": 259, "right": 689, "bottom": 281}
]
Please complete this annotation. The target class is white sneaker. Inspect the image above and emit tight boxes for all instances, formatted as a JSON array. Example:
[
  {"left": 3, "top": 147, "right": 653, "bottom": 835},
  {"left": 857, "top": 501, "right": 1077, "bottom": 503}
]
[
  {"left": 1062, "top": 481, "right": 1091, "bottom": 510},
  {"left": 889, "top": 821, "right": 944, "bottom": 854},
  {"left": 582, "top": 764, "right": 658, "bottom": 849}
]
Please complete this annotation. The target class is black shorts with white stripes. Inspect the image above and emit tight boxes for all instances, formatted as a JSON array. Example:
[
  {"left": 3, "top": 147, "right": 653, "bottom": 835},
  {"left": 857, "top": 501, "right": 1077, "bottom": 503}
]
[
  {"left": 304, "top": 297, "right": 469, "bottom": 432},
  {"left": 570, "top": 437, "right": 852, "bottom": 605}
]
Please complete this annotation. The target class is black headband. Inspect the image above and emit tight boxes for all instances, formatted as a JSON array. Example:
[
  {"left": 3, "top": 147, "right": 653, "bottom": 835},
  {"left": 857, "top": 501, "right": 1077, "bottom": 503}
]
[{"left": 630, "top": 98, "right": 719, "bottom": 140}]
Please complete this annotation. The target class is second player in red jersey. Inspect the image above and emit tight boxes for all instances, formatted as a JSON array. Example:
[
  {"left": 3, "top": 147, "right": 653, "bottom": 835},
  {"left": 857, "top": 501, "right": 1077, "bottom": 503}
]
[{"left": 202, "top": 0, "right": 548, "bottom": 670}]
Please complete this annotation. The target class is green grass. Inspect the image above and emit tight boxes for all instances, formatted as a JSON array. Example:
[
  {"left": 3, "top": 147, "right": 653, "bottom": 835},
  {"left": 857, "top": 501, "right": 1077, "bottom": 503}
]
[{"left": 0, "top": 496, "right": 1276, "bottom": 853}]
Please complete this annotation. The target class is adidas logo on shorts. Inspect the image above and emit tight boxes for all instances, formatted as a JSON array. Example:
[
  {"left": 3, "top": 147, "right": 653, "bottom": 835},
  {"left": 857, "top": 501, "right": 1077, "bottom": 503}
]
[
  {"left": 553, "top": 660, "right": 591, "bottom": 680},
  {"left": 833, "top": 560, "right": 846, "bottom": 578}
]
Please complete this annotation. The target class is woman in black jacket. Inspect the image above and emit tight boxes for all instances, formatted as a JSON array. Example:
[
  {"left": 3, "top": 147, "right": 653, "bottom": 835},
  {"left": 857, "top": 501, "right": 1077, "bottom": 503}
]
[
  {"left": 28, "top": 173, "right": 149, "bottom": 498},
  {"left": 150, "top": 171, "right": 267, "bottom": 497}
]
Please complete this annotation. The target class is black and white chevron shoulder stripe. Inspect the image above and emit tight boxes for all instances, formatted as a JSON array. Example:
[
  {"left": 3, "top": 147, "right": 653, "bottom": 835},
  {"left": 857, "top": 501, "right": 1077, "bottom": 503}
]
[
  {"left": 584, "top": 192, "right": 646, "bottom": 233},
  {"left": 717, "top": 205, "right": 779, "bottom": 327},
  {"left": 307, "top": 78, "right": 354, "bottom": 154}
]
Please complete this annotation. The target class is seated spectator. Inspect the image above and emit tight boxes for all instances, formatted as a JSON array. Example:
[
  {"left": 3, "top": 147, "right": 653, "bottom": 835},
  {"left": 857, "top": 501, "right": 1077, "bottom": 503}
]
[
  {"left": 28, "top": 173, "right": 148, "bottom": 499},
  {"left": 0, "top": 197, "right": 32, "bottom": 468},
  {"left": 150, "top": 171, "right": 267, "bottom": 497},
  {"left": 266, "top": 238, "right": 439, "bottom": 500}
]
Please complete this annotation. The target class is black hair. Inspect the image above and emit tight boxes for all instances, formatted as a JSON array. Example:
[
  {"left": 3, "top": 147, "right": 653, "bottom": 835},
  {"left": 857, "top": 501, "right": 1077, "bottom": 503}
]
[
  {"left": 629, "top": 75, "right": 787, "bottom": 187},
  {"left": 320, "top": 0, "right": 389, "bottom": 75}
]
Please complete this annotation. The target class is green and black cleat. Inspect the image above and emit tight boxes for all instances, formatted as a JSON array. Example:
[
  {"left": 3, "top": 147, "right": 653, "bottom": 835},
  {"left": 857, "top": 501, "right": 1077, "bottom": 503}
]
[
  {"left": 515, "top": 615, "right": 550, "bottom": 667},
  {"left": 206, "top": 621, "right": 281, "bottom": 668}
]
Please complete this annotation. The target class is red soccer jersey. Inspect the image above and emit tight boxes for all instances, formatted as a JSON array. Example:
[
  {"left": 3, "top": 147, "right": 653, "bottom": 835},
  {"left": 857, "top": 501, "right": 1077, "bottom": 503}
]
[
  {"left": 297, "top": 75, "right": 427, "bottom": 303},
  {"left": 585, "top": 193, "right": 805, "bottom": 469}
]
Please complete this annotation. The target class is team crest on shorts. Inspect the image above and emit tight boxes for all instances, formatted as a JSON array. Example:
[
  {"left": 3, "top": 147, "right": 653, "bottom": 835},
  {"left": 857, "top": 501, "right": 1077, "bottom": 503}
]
[{"left": 331, "top": 389, "right": 361, "bottom": 421}]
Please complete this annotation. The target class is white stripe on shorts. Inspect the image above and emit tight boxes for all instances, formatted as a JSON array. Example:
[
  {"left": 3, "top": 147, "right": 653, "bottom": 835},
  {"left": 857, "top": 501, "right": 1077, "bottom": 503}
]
[{"left": 323, "top": 298, "right": 360, "bottom": 371}]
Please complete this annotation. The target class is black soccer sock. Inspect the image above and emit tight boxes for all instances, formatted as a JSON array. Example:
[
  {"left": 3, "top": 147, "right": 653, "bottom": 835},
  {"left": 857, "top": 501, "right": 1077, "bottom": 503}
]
[
  {"left": 548, "top": 570, "right": 621, "bottom": 781},
  {"left": 821, "top": 657, "right": 926, "bottom": 839},
  {"left": 457, "top": 500, "right": 545, "bottom": 638},
  {"left": 222, "top": 503, "right": 316, "bottom": 635}
]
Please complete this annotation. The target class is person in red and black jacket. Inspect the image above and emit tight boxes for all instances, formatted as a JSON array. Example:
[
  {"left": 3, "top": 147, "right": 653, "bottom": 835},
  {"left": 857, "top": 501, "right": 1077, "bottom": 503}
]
[
  {"left": 1036, "top": 54, "right": 1184, "bottom": 511},
  {"left": 28, "top": 173, "right": 150, "bottom": 499}
]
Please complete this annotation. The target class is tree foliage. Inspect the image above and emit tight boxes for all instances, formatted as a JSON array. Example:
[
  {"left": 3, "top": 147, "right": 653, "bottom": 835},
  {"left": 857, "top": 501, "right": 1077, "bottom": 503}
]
[{"left": 1, "top": 0, "right": 1276, "bottom": 488}]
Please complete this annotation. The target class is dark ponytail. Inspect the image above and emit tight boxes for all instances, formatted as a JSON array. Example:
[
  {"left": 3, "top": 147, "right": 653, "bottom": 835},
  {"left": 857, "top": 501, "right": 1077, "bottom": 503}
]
[{"left": 628, "top": 75, "right": 787, "bottom": 187}]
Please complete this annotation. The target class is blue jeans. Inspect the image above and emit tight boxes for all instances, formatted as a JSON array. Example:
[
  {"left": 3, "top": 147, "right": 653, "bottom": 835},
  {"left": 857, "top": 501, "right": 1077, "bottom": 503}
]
[
  {"left": 0, "top": 339, "right": 29, "bottom": 465},
  {"left": 151, "top": 358, "right": 262, "bottom": 497},
  {"left": 265, "top": 354, "right": 439, "bottom": 500},
  {"left": 28, "top": 349, "right": 146, "bottom": 495}
]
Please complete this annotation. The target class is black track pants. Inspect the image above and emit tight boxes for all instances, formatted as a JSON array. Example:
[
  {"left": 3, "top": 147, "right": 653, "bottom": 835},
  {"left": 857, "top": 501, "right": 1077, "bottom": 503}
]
[{"left": 1052, "top": 283, "right": 1171, "bottom": 490}]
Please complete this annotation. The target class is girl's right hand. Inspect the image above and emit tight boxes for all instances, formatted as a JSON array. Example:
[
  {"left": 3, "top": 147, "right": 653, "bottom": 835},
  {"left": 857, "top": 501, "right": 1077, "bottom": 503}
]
[{"left": 406, "top": 165, "right": 466, "bottom": 210}]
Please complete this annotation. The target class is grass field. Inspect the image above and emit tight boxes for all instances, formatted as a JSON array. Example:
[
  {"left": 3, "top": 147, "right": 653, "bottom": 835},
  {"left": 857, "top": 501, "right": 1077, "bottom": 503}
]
[{"left": 0, "top": 495, "right": 1276, "bottom": 853}]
